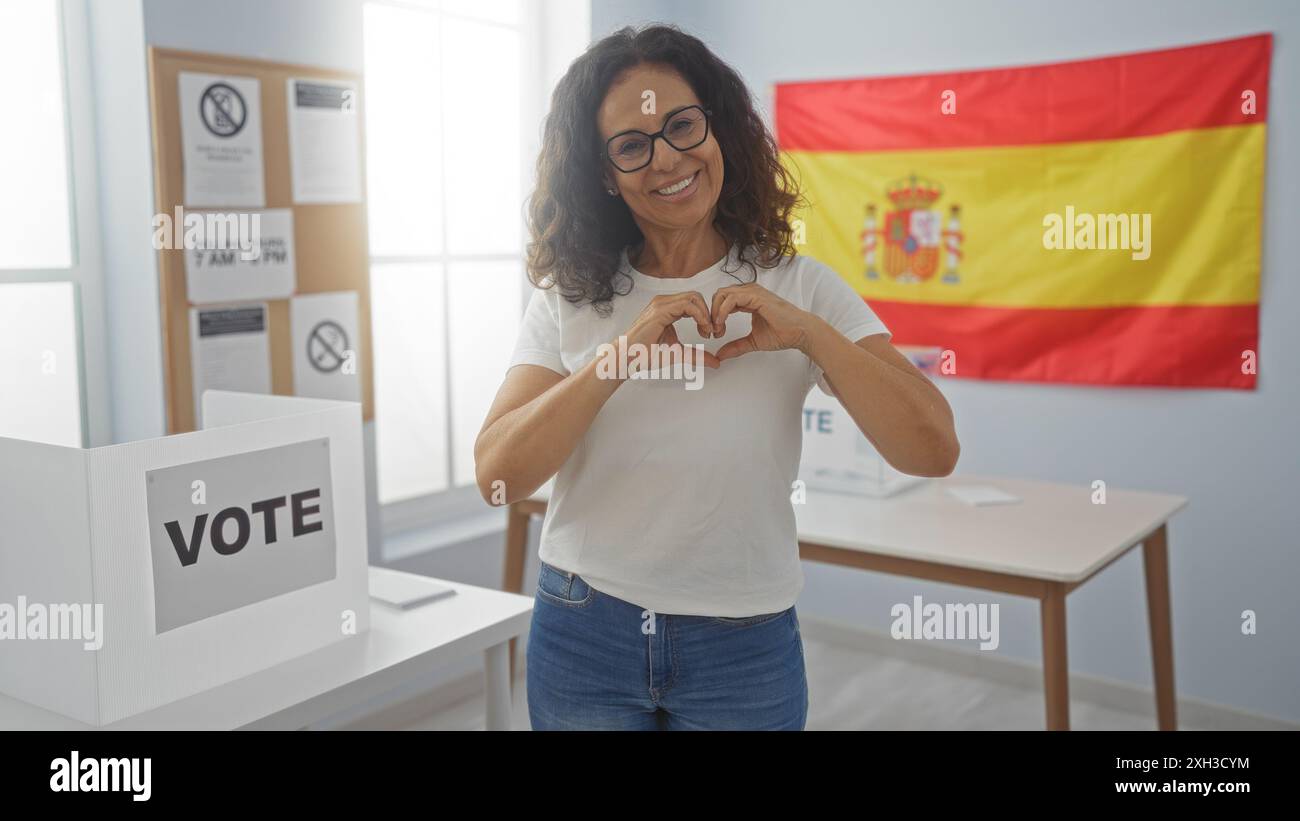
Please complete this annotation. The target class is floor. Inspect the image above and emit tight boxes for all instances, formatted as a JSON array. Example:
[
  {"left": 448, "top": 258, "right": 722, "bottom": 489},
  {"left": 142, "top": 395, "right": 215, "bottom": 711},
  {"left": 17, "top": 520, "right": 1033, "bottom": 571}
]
[{"left": 395, "top": 633, "right": 1211, "bottom": 731}]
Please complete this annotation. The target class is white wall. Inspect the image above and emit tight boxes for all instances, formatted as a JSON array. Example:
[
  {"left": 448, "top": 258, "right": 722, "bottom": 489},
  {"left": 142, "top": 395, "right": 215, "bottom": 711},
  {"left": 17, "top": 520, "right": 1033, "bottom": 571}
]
[
  {"left": 592, "top": 0, "right": 1300, "bottom": 722},
  {"left": 143, "top": 0, "right": 365, "bottom": 72},
  {"left": 88, "top": 0, "right": 164, "bottom": 447}
]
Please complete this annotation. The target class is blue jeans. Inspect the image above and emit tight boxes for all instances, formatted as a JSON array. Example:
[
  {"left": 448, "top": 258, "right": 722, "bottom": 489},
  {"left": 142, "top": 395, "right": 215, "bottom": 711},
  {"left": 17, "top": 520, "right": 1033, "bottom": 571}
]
[{"left": 526, "top": 560, "right": 808, "bottom": 730}]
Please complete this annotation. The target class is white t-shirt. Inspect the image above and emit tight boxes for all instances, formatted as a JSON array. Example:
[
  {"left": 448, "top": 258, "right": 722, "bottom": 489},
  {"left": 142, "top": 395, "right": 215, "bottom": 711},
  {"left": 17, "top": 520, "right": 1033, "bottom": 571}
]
[{"left": 507, "top": 245, "right": 891, "bottom": 617}]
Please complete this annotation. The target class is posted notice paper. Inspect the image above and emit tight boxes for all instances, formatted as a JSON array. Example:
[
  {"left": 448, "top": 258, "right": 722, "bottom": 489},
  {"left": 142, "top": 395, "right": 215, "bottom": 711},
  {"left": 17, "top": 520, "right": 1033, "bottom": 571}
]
[
  {"left": 290, "top": 291, "right": 362, "bottom": 402},
  {"left": 287, "top": 78, "right": 362, "bottom": 203},
  {"left": 184, "top": 208, "right": 296, "bottom": 304},
  {"left": 189, "top": 303, "right": 272, "bottom": 427},
  {"left": 178, "top": 72, "right": 265, "bottom": 207}
]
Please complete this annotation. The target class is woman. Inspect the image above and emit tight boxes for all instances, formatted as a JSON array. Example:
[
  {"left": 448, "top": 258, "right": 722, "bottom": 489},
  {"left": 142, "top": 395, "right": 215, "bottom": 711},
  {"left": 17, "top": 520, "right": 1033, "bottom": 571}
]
[{"left": 475, "top": 24, "right": 959, "bottom": 730}]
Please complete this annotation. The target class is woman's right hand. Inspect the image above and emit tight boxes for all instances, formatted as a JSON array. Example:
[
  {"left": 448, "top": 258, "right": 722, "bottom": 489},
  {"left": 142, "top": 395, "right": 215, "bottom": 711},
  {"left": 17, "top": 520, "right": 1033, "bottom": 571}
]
[{"left": 613, "top": 291, "right": 721, "bottom": 374}]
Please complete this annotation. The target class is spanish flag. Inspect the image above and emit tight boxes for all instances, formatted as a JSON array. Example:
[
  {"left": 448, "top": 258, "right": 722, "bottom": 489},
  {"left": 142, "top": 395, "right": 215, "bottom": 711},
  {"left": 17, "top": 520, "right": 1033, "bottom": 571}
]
[{"left": 776, "top": 34, "right": 1270, "bottom": 389}]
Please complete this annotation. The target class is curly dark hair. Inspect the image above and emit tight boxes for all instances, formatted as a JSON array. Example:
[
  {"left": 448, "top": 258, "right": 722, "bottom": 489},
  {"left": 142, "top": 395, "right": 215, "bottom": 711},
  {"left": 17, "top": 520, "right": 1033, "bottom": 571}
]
[{"left": 525, "top": 24, "right": 803, "bottom": 315}]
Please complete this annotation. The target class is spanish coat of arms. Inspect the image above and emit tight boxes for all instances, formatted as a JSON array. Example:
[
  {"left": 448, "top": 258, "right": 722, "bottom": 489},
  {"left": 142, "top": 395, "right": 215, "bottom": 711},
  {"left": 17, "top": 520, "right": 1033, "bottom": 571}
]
[{"left": 860, "top": 174, "right": 963, "bottom": 284}]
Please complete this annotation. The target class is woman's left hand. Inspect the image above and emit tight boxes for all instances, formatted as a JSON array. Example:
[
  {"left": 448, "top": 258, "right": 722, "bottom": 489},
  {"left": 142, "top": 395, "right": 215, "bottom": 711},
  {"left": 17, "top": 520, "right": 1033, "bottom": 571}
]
[{"left": 710, "top": 283, "right": 822, "bottom": 362}]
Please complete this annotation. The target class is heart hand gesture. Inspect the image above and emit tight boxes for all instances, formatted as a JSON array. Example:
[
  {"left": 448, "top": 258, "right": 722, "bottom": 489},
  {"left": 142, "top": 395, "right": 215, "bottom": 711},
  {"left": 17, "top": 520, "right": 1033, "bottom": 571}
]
[{"left": 710, "top": 283, "right": 818, "bottom": 362}]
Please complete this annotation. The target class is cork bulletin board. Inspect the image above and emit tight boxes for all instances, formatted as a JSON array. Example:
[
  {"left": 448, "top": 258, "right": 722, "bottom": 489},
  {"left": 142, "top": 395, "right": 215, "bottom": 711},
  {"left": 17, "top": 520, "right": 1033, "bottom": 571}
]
[{"left": 146, "top": 47, "right": 373, "bottom": 434}]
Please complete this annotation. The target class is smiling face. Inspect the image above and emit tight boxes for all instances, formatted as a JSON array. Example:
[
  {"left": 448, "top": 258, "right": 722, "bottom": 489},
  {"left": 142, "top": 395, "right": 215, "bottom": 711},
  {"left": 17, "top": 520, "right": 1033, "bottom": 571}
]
[{"left": 597, "top": 64, "right": 725, "bottom": 236}]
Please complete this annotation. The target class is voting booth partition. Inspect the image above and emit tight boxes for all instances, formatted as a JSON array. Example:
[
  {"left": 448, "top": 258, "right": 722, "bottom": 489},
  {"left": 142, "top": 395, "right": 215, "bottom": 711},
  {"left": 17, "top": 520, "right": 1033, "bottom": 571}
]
[{"left": 0, "top": 391, "right": 370, "bottom": 726}]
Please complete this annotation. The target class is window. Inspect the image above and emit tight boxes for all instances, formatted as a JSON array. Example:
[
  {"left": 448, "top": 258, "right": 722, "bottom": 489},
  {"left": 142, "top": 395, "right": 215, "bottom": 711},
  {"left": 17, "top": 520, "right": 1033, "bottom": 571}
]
[
  {"left": 0, "top": 0, "right": 100, "bottom": 448},
  {"left": 363, "top": 0, "right": 587, "bottom": 535},
  {"left": 0, "top": 0, "right": 73, "bottom": 270},
  {"left": 0, "top": 282, "right": 82, "bottom": 447}
]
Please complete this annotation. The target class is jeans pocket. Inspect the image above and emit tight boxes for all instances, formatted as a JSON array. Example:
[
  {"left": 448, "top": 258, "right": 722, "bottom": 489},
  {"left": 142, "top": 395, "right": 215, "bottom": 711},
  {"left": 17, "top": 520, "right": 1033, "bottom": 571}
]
[
  {"left": 709, "top": 607, "right": 790, "bottom": 628},
  {"left": 536, "top": 561, "right": 596, "bottom": 608}
]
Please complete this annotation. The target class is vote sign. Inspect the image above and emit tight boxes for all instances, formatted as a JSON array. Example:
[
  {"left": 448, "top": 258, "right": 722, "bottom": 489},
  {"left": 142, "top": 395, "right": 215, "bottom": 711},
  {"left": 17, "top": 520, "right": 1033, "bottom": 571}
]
[{"left": 144, "top": 438, "right": 337, "bottom": 633}]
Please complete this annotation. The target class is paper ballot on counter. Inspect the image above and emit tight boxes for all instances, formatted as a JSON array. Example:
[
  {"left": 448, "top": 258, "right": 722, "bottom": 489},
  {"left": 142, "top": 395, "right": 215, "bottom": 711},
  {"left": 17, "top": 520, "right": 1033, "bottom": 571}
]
[
  {"left": 178, "top": 72, "right": 265, "bottom": 207},
  {"left": 189, "top": 304, "right": 272, "bottom": 427},
  {"left": 946, "top": 485, "right": 1022, "bottom": 506},
  {"left": 290, "top": 291, "right": 362, "bottom": 402},
  {"left": 369, "top": 567, "right": 456, "bottom": 610},
  {"left": 287, "top": 78, "right": 362, "bottom": 203}
]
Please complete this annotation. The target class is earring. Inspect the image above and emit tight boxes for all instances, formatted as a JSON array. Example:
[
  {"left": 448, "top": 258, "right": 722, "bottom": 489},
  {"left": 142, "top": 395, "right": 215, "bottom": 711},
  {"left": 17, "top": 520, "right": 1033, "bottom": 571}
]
[{"left": 606, "top": 187, "right": 618, "bottom": 196}]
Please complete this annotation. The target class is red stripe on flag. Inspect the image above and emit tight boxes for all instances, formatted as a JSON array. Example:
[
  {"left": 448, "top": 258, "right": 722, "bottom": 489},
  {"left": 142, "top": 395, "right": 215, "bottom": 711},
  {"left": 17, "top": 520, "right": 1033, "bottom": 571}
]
[
  {"left": 868, "top": 300, "right": 1259, "bottom": 389},
  {"left": 776, "top": 34, "right": 1271, "bottom": 152}
]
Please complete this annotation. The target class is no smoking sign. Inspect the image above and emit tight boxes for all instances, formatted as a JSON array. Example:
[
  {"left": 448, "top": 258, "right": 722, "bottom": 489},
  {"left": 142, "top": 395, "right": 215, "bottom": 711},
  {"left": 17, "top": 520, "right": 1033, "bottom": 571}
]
[{"left": 307, "top": 320, "right": 350, "bottom": 373}]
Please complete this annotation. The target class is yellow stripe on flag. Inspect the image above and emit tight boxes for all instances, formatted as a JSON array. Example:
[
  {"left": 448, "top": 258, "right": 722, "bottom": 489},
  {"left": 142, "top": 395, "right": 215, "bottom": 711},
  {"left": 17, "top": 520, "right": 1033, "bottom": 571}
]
[{"left": 787, "top": 123, "right": 1264, "bottom": 309}]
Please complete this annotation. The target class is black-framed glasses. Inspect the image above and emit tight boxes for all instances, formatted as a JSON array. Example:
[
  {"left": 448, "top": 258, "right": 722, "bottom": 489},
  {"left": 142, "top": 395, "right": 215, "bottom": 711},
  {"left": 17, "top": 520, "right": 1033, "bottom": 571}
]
[{"left": 602, "top": 105, "right": 712, "bottom": 173}]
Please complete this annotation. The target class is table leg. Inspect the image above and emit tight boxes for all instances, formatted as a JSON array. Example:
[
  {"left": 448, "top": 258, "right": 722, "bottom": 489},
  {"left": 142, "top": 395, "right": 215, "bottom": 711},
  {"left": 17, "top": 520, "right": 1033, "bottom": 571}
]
[
  {"left": 1041, "top": 583, "right": 1070, "bottom": 730},
  {"left": 484, "top": 641, "right": 512, "bottom": 731},
  {"left": 503, "top": 504, "right": 530, "bottom": 686},
  {"left": 1142, "top": 524, "right": 1178, "bottom": 730}
]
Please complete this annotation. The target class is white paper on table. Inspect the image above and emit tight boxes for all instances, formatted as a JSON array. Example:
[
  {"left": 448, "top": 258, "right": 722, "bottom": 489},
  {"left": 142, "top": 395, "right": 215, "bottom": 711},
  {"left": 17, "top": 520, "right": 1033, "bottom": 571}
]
[
  {"left": 178, "top": 72, "right": 265, "bottom": 207},
  {"left": 189, "top": 303, "right": 272, "bottom": 427},
  {"left": 945, "top": 485, "right": 1022, "bottom": 506},
  {"left": 184, "top": 208, "right": 296, "bottom": 303},
  {"left": 287, "top": 78, "right": 362, "bottom": 203},
  {"left": 369, "top": 568, "right": 456, "bottom": 610},
  {"left": 290, "top": 291, "right": 362, "bottom": 402}
]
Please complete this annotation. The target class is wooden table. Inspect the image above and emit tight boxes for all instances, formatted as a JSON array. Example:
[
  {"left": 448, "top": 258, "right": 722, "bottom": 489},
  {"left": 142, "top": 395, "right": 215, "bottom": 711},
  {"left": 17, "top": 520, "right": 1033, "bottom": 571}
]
[
  {"left": 503, "top": 475, "right": 1186, "bottom": 730},
  {"left": 0, "top": 568, "right": 533, "bottom": 730}
]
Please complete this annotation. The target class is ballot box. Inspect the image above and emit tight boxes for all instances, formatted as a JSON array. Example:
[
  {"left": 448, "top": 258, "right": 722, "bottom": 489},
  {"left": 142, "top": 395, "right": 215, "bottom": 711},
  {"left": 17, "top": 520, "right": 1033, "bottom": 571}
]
[{"left": 800, "top": 385, "right": 927, "bottom": 499}]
